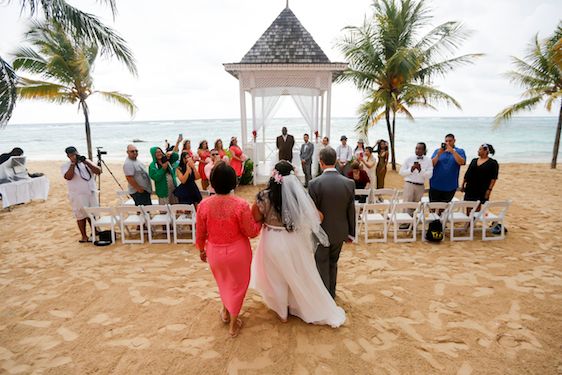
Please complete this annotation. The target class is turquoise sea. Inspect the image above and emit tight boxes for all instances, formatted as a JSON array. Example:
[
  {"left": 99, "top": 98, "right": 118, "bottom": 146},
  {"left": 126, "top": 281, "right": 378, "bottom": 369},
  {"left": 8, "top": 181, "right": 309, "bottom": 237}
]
[{"left": 0, "top": 117, "right": 559, "bottom": 164}]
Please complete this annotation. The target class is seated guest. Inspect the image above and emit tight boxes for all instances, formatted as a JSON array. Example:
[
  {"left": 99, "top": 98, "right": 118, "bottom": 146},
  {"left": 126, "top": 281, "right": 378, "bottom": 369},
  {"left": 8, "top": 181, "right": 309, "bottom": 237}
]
[
  {"left": 149, "top": 146, "right": 179, "bottom": 204},
  {"left": 0, "top": 147, "right": 24, "bottom": 165},
  {"left": 123, "top": 145, "right": 153, "bottom": 206},
  {"left": 174, "top": 151, "right": 203, "bottom": 208},
  {"left": 347, "top": 162, "right": 370, "bottom": 202},
  {"left": 461, "top": 143, "right": 499, "bottom": 211}
]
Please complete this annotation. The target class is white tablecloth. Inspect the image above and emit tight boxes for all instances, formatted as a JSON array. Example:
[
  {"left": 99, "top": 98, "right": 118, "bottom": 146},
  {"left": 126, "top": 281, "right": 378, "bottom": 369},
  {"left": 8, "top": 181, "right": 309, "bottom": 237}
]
[{"left": 0, "top": 176, "right": 50, "bottom": 209}]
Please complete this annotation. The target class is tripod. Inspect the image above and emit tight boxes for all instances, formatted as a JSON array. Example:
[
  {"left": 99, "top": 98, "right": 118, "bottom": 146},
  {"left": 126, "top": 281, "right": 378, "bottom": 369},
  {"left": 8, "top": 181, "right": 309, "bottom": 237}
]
[{"left": 96, "top": 147, "right": 126, "bottom": 205}]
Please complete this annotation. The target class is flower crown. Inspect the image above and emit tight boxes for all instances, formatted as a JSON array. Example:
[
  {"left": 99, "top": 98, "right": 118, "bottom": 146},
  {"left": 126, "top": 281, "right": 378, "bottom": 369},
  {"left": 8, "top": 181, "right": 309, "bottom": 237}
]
[{"left": 272, "top": 169, "right": 284, "bottom": 184}]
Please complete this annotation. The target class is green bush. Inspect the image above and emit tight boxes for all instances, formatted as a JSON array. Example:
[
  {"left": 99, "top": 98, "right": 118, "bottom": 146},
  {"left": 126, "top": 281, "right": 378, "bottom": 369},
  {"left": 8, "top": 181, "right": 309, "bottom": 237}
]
[{"left": 240, "top": 159, "right": 254, "bottom": 185}]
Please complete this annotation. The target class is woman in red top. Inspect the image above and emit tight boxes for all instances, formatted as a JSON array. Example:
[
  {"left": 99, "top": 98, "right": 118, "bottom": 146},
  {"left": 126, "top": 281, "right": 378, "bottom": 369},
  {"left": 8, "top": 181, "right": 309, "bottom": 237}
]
[
  {"left": 182, "top": 139, "right": 195, "bottom": 159},
  {"left": 229, "top": 137, "right": 244, "bottom": 178},
  {"left": 197, "top": 140, "right": 211, "bottom": 190},
  {"left": 214, "top": 139, "right": 227, "bottom": 161},
  {"left": 196, "top": 162, "right": 261, "bottom": 337}
]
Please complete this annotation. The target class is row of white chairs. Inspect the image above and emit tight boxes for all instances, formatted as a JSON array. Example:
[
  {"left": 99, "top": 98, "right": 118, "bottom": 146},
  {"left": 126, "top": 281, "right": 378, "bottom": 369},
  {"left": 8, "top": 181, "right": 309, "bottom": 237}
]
[
  {"left": 84, "top": 204, "right": 196, "bottom": 245},
  {"left": 354, "top": 193, "right": 511, "bottom": 243}
]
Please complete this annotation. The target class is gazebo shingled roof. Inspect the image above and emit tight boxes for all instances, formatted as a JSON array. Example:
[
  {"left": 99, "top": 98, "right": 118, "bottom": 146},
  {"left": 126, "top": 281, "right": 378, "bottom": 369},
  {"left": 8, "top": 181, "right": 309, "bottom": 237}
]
[{"left": 240, "top": 7, "right": 330, "bottom": 64}]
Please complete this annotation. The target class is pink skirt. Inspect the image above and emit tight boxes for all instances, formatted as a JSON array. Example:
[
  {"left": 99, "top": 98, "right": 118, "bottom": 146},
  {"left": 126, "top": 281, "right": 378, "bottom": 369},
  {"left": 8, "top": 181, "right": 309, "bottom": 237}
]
[{"left": 206, "top": 237, "right": 252, "bottom": 316}]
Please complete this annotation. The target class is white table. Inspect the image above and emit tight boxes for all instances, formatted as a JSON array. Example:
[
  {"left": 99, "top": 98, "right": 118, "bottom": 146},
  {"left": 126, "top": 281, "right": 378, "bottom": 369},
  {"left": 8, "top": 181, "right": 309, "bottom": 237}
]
[{"left": 0, "top": 176, "right": 50, "bottom": 209}]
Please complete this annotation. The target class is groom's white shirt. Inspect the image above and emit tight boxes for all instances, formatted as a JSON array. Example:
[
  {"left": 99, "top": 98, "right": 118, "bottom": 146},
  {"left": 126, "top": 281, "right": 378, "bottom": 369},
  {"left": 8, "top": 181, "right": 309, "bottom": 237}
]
[{"left": 319, "top": 167, "right": 355, "bottom": 241}]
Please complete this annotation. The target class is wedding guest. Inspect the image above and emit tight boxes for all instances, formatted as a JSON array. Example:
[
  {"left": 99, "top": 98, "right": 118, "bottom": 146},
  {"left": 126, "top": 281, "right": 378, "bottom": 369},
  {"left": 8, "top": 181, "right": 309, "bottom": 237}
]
[
  {"left": 229, "top": 137, "right": 244, "bottom": 180},
  {"left": 300, "top": 133, "right": 314, "bottom": 187},
  {"left": 166, "top": 135, "right": 182, "bottom": 160},
  {"left": 149, "top": 146, "right": 179, "bottom": 204},
  {"left": 316, "top": 136, "right": 330, "bottom": 176},
  {"left": 347, "top": 162, "right": 371, "bottom": 203},
  {"left": 196, "top": 163, "right": 261, "bottom": 337},
  {"left": 430, "top": 133, "right": 466, "bottom": 202},
  {"left": 182, "top": 139, "right": 195, "bottom": 159},
  {"left": 354, "top": 139, "right": 366, "bottom": 159},
  {"left": 204, "top": 149, "right": 222, "bottom": 194},
  {"left": 375, "top": 139, "right": 389, "bottom": 188},
  {"left": 123, "top": 144, "right": 152, "bottom": 206},
  {"left": 198, "top": 140, "right": 211, "bottom": 190},
  {"left": 61, "top": 146, "right": 101, "bottom": 243},
  {"left": 358, "top": 146, "right": 377, "bottom": 188},
  {"left": 461, "top": 143, "right": 499, "bottom": 210},
  {"left": 336, "top": 135, "right": 353, "bottom": 174},
  {"left": 214, "top": 139, "right": 228, "bottom": 162},
  {"left": 174, "top": 151, "right": 202, "bottom": 208},
  {"left": 399, "top": 142, "right": 433, "bottom": 211},
  {"left": 276, "top": 127, "right": 295, "bottom": 162}
]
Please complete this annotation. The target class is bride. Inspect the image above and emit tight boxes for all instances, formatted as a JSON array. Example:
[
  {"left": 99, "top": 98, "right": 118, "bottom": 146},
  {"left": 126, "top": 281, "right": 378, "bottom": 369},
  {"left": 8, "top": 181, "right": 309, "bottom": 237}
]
[{"left": 250, "top": 161, "right": 345, "bottom": 327}]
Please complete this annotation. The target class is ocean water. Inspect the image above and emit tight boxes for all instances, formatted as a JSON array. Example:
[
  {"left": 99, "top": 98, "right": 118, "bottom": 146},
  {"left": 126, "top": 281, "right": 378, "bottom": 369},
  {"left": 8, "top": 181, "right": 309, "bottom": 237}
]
[{"left": 0, "top": 117, "right": 559, "bottom": 164}]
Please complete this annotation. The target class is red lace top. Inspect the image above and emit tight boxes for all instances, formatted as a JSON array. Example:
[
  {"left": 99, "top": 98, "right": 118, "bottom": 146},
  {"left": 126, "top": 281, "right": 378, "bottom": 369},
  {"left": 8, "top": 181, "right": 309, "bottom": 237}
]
[{"left": 196, "top": 195, "right": 261, "bottom": 250}]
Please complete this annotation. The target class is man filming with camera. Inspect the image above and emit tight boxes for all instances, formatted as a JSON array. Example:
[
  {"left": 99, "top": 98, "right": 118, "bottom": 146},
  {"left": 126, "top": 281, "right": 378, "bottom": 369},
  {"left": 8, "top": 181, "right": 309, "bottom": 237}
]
[{"left": 62, "top": 146, "right": 101, "bottom": 243}]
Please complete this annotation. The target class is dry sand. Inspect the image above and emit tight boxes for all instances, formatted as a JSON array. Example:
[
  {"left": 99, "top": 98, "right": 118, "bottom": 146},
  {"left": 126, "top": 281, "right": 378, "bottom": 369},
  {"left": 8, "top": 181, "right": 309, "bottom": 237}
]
[{"left": 0, "top": 161, "right": 561, "bottom": 375}]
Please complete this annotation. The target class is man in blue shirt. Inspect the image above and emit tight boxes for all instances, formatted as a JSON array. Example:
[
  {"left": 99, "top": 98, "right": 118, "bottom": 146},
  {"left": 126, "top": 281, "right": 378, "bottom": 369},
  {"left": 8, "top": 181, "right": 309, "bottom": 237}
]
[{"left": 430, "top": 134, "right": 466, "bottom": 202}]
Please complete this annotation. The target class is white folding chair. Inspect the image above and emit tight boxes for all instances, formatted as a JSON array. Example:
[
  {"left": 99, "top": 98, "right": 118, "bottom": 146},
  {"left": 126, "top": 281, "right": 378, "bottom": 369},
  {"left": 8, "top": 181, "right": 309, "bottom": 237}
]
[
  {"left": 394, "top": 189, "right": 404, "bottom": 203},
  {"left": 116, "top": 190, "right": 135, "bottom": 206},
  {"left": 170, "top": 204, "right": 197, "bottom": 244},
  {"left": 372, "top": 188, "right": 397, "bottom": 204},
  {"left": 84, "top": 207, "right": 118, "bottom": 244},
  {"left": 117, "top": 205, "right": 145, "bottom": 244},
  {"left": 142, "top": 205, "right": 172, "bottom": 244},
  {"left": 474, "top": 200, "right": 511, "bottom": 241},
  {"left": 389, "top": 202, "right": 421, "bottom": 242},
  {"left": 446, "top": 200, "right": 480, "bottom": 241},
  {"left": 418, "top": 202, "right": 450, "bottom": 242},
  {"left": 362, "top": 202, "right": 391, "bottom": 243},
  {"left": 354, "top": 188, "right": 372, "bottom": 243}
]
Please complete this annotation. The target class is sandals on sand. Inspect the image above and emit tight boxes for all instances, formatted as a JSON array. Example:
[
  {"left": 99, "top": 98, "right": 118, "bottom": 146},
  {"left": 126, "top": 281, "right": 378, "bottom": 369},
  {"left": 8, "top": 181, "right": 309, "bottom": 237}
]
[
  {"left": 220, "top": 308, "right": 230, "bottom": 324},
  {"left": 229, "top": 319, "right": 243, "bottom": 338}
]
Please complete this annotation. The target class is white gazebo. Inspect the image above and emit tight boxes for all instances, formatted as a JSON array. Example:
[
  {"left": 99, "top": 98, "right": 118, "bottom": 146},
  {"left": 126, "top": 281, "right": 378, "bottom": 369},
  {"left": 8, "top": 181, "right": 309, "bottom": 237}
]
[{"left": 224, "top": 6, "right": 346, "bottom": 184}]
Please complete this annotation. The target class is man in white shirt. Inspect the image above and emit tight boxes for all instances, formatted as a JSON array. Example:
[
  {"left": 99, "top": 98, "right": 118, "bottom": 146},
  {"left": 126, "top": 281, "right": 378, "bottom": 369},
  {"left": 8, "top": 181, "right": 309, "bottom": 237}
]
[
  {"left": 335, "top": 135, "right": 353, "bottom": 174},
  {"left": 399, "top": 142, "right": 433, "bottom": 211},
  {"left": 61, "top": 146, "right": 101, "bottom": 242}
]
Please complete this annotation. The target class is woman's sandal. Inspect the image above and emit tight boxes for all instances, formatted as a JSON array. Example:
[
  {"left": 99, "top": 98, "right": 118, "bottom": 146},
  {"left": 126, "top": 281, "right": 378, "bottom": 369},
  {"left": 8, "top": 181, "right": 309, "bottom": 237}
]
[
  {"left": 220, "top": 308, "right": 230, "bottom": 324},
  {"left": 229, "top": 318, "right": 243, "bottom": 338}
]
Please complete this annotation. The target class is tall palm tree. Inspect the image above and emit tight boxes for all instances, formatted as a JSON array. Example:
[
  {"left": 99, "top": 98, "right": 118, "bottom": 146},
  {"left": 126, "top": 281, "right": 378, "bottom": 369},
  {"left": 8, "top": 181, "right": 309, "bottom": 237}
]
[
  {"left": 339, "top": 0, "right": 481, "bottom": 169},
  {"left": 0, "top": 0, "right": 136, "bottom": 127},
  {"left": 494, "top": 23, "right": 562, "bottom": 169},
  {"left": 13, "top": 21, "right": 136, "bottom": 160}
]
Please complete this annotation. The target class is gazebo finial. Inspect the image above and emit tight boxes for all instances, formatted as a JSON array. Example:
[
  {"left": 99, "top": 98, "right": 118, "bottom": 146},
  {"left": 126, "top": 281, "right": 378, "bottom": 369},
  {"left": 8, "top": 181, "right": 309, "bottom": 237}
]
[{"left": 286, "top": 0, "right": 289, "bottom": 8}]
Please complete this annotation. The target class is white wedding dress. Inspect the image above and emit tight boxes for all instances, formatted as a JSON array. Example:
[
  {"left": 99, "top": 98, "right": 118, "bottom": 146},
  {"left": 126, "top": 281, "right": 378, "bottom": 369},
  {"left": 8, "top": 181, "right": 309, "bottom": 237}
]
[{"left": 250, "top": 175, "right": 346, "bottom": 328}]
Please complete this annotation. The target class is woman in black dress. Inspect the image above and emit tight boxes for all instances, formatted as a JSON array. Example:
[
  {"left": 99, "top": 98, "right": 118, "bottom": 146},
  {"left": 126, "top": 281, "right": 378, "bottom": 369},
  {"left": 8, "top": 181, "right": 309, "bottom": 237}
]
[
  {"left": 174, "top": 152, "right": 203, "bottom": 209},
  {"left": 461, "top": 143, "right": 499, "bottom": 210}
]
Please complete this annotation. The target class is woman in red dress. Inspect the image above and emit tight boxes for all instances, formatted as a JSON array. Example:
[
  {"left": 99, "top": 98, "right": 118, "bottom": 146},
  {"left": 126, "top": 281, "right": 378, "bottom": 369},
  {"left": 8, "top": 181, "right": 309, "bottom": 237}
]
[
  {"left": 197, "top": 140, "right": 211, "bottom": 190},
  {"left": 229, "top": 137, "right": 244, "bottom": 178},
  {"left": 196, "top": 162, "right": 261, "bottom": 337},
  {"left": 214, "top": 139, "right": 227, "bottom": 161}
]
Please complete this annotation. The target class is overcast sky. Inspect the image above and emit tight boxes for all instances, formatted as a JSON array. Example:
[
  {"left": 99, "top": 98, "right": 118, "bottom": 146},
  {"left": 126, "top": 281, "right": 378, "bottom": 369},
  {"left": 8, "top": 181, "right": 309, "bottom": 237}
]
[{"left": 0, "top": 0, "right": 560, "bottom": 124}]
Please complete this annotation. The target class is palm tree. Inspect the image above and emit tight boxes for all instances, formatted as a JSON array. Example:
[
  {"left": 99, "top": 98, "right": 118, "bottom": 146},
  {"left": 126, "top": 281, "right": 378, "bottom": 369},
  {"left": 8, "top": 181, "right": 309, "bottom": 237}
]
[
  {"left": 494, "top": 23, "right": 562, "bottom": 169},
  {"left": 339, "top": 0, "right": 481, "bottom": 170},
  {"left": 0, "top": 0, "right": 136, "bottom": 127},
  {"left": 13, "top": 21, "right": 136, "bottom": 160}
]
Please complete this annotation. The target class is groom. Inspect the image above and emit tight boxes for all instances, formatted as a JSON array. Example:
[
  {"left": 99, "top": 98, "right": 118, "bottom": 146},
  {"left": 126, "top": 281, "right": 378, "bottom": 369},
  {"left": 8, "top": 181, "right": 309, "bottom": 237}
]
[{"left": 308, "top": 147, "right": 355, "bottom": 298}]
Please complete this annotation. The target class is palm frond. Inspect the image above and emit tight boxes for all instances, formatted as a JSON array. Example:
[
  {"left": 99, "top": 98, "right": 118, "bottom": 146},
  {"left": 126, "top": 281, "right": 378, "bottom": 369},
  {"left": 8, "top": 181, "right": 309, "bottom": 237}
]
[
  {"left": 493, "top": 96, "right": 543, "bottom": 126},
  {"left": 0, "top": 56, "right": 18, "bottom": 127},
  {"left": 11, "top": 47, "right": 48, "bottom": 75},
  {"left": 94, "top": 90, "right": 136, "bottom": 116},
  {"left": 416, "top": 53, "right": 483, "bottom": 82},
  {"left": 17, "top": 77, "right": 75, "bottom": 104}
]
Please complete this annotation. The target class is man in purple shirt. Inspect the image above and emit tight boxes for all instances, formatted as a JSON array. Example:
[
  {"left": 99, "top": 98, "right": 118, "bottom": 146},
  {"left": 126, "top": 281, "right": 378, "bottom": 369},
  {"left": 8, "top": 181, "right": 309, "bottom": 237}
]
[{"left": 429, "top": 134, "right": 466, "bottom": 202}]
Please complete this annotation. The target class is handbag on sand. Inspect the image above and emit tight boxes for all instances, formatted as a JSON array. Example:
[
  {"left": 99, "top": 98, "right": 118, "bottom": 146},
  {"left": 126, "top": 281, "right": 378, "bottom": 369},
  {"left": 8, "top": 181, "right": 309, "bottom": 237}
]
[{"left": 426, "top": 220, "right": 444, "bottom": 242}]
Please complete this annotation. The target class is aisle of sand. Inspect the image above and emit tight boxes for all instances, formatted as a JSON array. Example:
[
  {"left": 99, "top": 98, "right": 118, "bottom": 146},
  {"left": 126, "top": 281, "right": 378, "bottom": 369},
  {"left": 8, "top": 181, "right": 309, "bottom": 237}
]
[{"left": 0, "top": 161, "right": 561, "bottom": 374}]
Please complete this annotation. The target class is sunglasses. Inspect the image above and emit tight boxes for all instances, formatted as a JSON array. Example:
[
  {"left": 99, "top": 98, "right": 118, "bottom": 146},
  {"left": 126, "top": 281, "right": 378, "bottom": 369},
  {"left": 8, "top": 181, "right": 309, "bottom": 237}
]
[
  {"left": 211, "top": 153, "right": 219, "bottom": 156},
  {"left": 129, "top": 150, "right": 138, "bottom": 153}
]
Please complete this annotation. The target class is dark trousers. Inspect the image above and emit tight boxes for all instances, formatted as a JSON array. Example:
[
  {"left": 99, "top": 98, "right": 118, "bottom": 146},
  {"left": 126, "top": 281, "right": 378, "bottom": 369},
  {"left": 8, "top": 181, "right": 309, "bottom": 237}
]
[
  {"left": 315, "top": 242, "right": 343, "bottom": 298},
  {"left": 131, "top": 191, "right": 152, "bottom": 206},
  {"left": 429, "top": 188, "right": 456, "bottom": 203},
  {"left": 302, "top": 162, "right": 312, "bottom": 187}
]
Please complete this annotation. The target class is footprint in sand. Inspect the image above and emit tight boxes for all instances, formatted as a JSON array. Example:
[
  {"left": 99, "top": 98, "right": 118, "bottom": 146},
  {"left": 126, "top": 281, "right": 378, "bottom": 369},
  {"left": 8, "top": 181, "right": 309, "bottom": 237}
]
[
  {"left": 19, "top": 320, "right": 52, "bottom": 328},
  {"left": 472, "top": 287, "right": 494, "bottom": 297},
  {"left": 176, "top": 336, "right": 215, "bottom": 356},
  {"left": 158, "top": 324, "right": 187, "bottom": 333},
  {"left": 88, "top": 313, "right": 121, "bottom": 326},
  {"left": 94, "top": 281, "right": 109, "bottom": 290},
  {"left": 457, "top": 362, "right": 473, "bottom": 375},
  {"left": 380, "top": 290, "right": 403, "bottom": 303},
  {"left": 49, "top": 309, "right": 74, "bottom": 319},
  {"left": 57, "top": 327, "right": 78, "bottom": 341},
  {"left": 226, "top": 355, "right": 274, "bottom": 375},
  {"left": 106, "top": 337, "right": 151, "bottom": 350},
  {"left": 128, "top": 289, "right": 147, "bottom": 304},
  {"left": 153, "top": 297, "right": 183, "bottom": 306},
  {"left": 19, "top": 335, "right": 61, "bottom": 351},
  {"left": 1, "top": 360, "right": 31, "bottom": 374}
]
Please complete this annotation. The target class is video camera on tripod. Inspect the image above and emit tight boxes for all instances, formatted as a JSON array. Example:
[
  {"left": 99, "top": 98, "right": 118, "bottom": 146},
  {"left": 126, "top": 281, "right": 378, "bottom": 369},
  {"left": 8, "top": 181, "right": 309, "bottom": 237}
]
[{"left": 95, "top": 146, "right": 125, "bottom": 204}]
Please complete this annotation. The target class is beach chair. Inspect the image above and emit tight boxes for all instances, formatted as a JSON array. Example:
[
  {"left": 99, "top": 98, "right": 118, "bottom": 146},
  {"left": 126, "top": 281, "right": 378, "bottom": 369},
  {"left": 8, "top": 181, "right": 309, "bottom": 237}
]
[
  {"left": 372, "top": 188, "right": 396, "bottom": 204},
  {"left": 142, "top": 205, "right": 172, "bottom": 244},
  {"left": 117, "top": 205, "right": 145, "bottom": 244},
  {"left": 446, "top": 200, "right": 480, "bottom": 241},
  {"left": 418, "top": 202, "right": 450, "bottom": 242},
  {"left": 389, "top": 202, "right": 421, "bottom": 243},
  {"left": 116, "top": 190, "right": 135, "bottom": 206},
  {"left": 170, "top": 204, "right": 197, "bottom": 244},
  {"left": 362, "top": 202, "right": 391, "bottom": 243},
  {"left": 354, "top": 188, "right": 372, "bottom": 243},
  {"left": 84, "top": 207, "right": 119, "bottom": 244},
  {"left": 474, "top": 200, "right": 511, "bottom": 241}
]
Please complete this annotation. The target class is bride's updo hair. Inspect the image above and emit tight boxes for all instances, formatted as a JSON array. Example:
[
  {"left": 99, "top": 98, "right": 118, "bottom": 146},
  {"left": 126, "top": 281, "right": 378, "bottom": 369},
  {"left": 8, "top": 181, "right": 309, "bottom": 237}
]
[{"left": 259, "top": 161, "right": 294, "bottom": 230}]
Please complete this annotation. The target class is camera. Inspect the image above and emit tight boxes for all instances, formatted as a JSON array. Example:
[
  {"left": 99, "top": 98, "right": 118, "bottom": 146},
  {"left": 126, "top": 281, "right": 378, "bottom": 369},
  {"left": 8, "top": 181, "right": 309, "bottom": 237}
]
[
  {"left": 161, "top": 155, "right": 168, "bottom": 163},
  {"left": 96, "top": 147, "right": 107, "bottom": 156},
  {"left": 441, "top": 143, "right": 446, "bottom": 149},
  {"left": 77, "top": 155, "right": 86, "bottom": 163}
]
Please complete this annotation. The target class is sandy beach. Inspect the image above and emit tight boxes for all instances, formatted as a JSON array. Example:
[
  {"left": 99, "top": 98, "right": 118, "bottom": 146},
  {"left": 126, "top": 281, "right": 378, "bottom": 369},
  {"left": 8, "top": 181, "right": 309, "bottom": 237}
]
[{"left": 0, "top": 161, "right": 561, "bottom": 374}]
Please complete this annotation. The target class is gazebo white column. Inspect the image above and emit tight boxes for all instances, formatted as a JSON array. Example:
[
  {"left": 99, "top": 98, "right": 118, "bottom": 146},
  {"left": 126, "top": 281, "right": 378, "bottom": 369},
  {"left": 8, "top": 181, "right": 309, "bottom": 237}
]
[
  {"left": 239, "top": 82, "right": 247, "bottom": 149},
  {"left": 326, "top": 84, "right": 332, "bottom": 140}
]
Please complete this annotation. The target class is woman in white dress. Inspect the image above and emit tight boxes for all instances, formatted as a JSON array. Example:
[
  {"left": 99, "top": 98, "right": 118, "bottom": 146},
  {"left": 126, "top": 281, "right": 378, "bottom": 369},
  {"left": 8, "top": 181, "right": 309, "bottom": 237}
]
[
  {"left": 250, "top": 161, "right": 345, "bottom": 328},
  {"left": 359, "top": 146, "right": 377, "bottom": 188}
]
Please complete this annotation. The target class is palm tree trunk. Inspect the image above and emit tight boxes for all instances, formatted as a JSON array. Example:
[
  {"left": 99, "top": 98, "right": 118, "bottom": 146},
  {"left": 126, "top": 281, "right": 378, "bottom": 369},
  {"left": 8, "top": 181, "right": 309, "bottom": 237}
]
[
  {"left": 390, "top": 110, "right": 397, "bottom": 170},
  {"left": 384, "top": 106, "right": 393, "bottom": 167},
  {"left": 552, "top": 100, "right": 562, "bottom": 169},
  {"left": 81, "top": 100, "right": 93, "bottom": 160}
]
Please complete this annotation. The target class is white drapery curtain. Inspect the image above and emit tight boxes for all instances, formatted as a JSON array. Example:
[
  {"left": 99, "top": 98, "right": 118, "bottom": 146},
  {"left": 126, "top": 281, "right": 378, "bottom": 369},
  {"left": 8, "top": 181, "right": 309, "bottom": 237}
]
[
  {"left": 251, "top": 88, "right": 282, "bottom": 134},
  {"left": 291, "top": 87, "right": 320, "bottom": 133}
]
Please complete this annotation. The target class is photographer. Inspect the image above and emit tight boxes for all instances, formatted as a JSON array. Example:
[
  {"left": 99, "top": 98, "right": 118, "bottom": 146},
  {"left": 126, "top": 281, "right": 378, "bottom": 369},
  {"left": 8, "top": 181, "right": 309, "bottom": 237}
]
[
  {"left": 430, "top": 134, "right": 466, "bottom": 202},
  {"left": 61, "top": 146, "right": 101, "bottom": 243},
  {"left": 123, "top": 145, "right": 152, "bottom": 206},
  {"left": 149, "top": 146, "right": 179, "bottom": 204},
  {"left": 399, "top": 142, "right": 433, "bottom": 214}
]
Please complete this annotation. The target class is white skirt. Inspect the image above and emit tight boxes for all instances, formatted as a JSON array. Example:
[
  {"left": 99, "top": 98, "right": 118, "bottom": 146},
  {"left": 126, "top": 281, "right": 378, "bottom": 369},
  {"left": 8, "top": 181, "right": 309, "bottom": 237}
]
[{"left": 250, "top": 225, "right": 346, "bottom": 328}]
